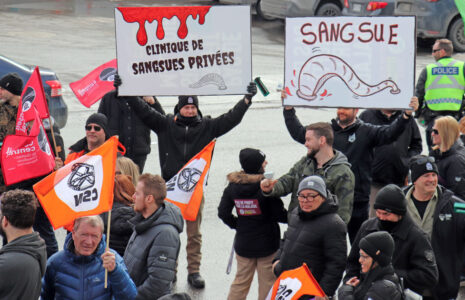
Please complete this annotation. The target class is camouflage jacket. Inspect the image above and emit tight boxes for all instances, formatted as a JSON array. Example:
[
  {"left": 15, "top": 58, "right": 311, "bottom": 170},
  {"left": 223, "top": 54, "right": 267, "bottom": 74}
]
[
  {"left": 268, "top": 150, "right": 355, "bottom": 224},
  {"left": 0, "top": 102, "right": 17, "bottom": 143}
]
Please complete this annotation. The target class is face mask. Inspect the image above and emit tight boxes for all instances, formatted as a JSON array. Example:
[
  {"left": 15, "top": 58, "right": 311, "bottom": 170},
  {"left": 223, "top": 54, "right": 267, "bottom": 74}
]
[{"left": 378, "top": 219, "right": 398, "bottom": 232}]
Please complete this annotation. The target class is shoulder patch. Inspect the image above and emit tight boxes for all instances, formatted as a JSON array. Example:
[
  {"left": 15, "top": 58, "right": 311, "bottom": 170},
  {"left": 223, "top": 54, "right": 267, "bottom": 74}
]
[{"left": 158, "top": 253, "right": 168, "bottom": 262}]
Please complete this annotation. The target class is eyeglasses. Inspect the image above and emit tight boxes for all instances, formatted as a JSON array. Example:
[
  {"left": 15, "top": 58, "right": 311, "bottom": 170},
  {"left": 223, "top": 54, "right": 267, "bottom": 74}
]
[
  {"left": 85, "top": 125, "right": 102, "bottom": 132},
  {"left": 431, "top": 129, "right": 439, "bottom": 135},
  {"left": 298, "top": 193, "right": 319, "bottom": 202},
  {"left": 432, "top": 49, "right": 442, "bottom": 53}
]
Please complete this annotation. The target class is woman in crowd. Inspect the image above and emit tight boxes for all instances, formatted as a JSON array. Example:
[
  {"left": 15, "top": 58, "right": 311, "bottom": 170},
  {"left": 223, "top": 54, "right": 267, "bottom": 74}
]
[{"left": 116, "top": 156, "right": 140, "bottom": 186}]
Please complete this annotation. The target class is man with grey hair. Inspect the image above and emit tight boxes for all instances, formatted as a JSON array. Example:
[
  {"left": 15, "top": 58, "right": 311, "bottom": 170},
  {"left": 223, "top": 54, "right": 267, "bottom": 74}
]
[{"left": 41, "top": 215, "right": 136, "bottom": 300}]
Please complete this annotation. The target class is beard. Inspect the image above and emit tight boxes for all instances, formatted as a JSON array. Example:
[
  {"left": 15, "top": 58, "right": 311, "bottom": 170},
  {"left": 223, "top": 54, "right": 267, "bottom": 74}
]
[
  {"left": 337, "top": 115, "right": 355, "bottom": 127},
  {"left": 307, "top": 146, "right": 320, "bottom": 158}
]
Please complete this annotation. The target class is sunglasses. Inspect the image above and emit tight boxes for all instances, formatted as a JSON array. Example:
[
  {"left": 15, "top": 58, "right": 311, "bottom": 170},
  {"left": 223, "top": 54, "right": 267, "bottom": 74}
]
[
  {"left": 415, "top": 156, "right": 435, "bottom": 165},
  {"left": 432, "top": 49, "right": 442, "bottom": 53},
  {"left": 85, "top": 125, "right": 102, "bottom": 132},
  {"left": 432, "top": 129, "right": 439, "bottom": 135}
]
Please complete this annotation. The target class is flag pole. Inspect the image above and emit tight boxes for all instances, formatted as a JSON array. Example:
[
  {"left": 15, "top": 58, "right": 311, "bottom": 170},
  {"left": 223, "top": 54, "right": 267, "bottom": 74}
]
[
  {"left": 104, "top": 209, "right": 112, "bottom": 289},
  {"left": 47, "top": 117, "right": 59, "bottom": 157}
]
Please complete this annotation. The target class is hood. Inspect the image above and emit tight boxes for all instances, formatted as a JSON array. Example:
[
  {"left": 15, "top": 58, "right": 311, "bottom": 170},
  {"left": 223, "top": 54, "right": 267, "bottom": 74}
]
[
  {"left": 298, "top": 190, "right": 339, "bottom": 220},
  {"left": 64, "top": 232, "right": 106, "bottom": 263},
  {"left": 68, "top": 136, "right": 88, "bottom": 153},
  {"left": 133, "top": 202, "right": 184, "bottom": 234},
  {"left": 374, "top": 110, "right": 401, "bottom": 122},
  {"left": 0, "top": 232, "right": 47, "bottom": 275},
  {"left": 227, "top": 171, "right": 264, "bottom": 184},
  {"left": 331, "top": 118, "right": 361, "bottom": 132},
  {"left": 327, "top": 150, "right": 352, "bottom": 168}
]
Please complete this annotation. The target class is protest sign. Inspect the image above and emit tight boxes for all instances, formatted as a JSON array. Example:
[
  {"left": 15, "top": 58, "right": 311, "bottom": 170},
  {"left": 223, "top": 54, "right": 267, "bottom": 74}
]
[
  {"left": 284, "top": 16, "right": 416, "bottom": 109},
  {"left": 115, "top": 6, "right": 251, "bottom": 96}
]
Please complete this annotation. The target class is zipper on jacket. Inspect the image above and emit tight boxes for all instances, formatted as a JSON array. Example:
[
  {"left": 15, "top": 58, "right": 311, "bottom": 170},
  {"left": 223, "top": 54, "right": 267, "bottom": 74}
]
[{"left": 184, "top": 126, "right": 188, "bottom": 159}]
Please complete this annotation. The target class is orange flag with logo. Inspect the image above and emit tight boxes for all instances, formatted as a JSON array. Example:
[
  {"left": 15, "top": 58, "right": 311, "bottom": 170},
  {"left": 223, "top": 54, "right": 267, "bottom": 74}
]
[
  {"left": 165, "top": 139, "right": 215, "bottom": 221},
  {"left": 266, "top": 263, "right": 325, "bottom": 300},
  {"left": 33, "top": 136, "right": 118, "bottom": 229}
]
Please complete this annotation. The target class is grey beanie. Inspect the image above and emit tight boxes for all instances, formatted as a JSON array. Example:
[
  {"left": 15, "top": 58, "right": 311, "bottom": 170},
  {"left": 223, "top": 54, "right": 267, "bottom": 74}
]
[{"left": 297, "top": 175, "right": 327, "bottom": 199}]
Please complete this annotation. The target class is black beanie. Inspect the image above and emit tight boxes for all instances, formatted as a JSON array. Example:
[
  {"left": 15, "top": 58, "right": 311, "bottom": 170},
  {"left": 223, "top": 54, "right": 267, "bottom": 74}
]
[
  {"left": 373, "top": 184, "right": 407, "bottom": 216},
  {"left": 178, "top": 96, "right": 199, "bottom": 110},
  {"left": 239, "top": 148, "right": 266, "bottom": 174},
  {"left": 410, "top": 156, "right": 438, "bottom": 183},
  {"left": 86, "top": 113, "right": 109, "bottom": 139},
  {"left": 0, "top": 73, "right": 23, "bottom": 96},
  {"left": 359, "top": 231, "right": 395, "bottom": 267}
]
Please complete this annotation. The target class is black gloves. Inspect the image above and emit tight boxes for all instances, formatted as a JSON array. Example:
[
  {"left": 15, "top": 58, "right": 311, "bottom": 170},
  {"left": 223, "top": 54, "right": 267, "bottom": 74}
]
[
  {"left": 113, "top": 74, "right": 122, "bottom": 88},
  {"left": 245, "top": 82, "right": 257, "bottom": 101}
]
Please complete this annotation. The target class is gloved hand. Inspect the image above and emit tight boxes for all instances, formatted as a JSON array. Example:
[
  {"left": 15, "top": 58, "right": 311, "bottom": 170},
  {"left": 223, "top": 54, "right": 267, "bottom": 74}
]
[
  {"left": 245, "top": 82, "right": 257, "bottom": 101},
  {"left": 113, "top": 74, "right": 122, "bottom": 88}
]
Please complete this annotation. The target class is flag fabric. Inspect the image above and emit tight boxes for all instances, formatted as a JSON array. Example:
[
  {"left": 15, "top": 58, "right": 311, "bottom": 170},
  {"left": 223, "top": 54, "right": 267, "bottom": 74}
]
[
  {"left": 456, "top": 0, "right": 465, "bottom": 27},
  {"left": 33, "top": 136, "right": 118, "bottom": 230},
  {"left": 165, "top": 139, "right": 215, "bottom": 221},
  {"left": 265, "top": 263, "right": 326, "bottom": 300},
  {"left": 16, "top": 66, "right": 49, "bottom": 135},
  {"left": 1, "top": 108, "right": 55, "bottom": 186},
  {"left": 69, "top": 59, "right": 117, "bottom": 108}
]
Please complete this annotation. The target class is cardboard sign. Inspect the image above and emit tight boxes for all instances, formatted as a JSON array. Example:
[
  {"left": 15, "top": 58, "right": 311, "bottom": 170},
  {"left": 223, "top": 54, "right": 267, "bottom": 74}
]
[
  {"left": 284, "top": 16, "right": 416, "bottom": 109},
  {"left": 115, "top": 6, "right": 252, "bottom": 96}
]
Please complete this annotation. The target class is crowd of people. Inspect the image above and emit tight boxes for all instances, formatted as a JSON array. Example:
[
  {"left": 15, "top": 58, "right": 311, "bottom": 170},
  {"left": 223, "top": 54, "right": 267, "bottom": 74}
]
[{"left": 0, "top": 37, "right": 465, "bottom": 300}]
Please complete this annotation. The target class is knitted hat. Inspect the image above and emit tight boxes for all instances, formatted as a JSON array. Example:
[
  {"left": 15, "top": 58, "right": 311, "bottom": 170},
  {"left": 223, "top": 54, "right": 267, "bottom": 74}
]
[
  {"left": 178, "top": 96, "right": 199, "bottom": 110},
  {"left": 373, "top": 184, "right": 406, "bottom": 216},
  {"left": 359, "top": 231, "right": 395, "bottom": 267},
  {"left": 239, "top": 148, "right": 266, "bottom": 174},
  {"left": 0, "top": 73, "right": 23, "bottom": 96},
  {"left": 297, "top": 175, "right": 327, "bottom": 199},
  {"left": 86, "top": 113, "right": 109, "bottom": 138},
  {"left": 410, "top": 156, "right": 438, "bottom": 183}
]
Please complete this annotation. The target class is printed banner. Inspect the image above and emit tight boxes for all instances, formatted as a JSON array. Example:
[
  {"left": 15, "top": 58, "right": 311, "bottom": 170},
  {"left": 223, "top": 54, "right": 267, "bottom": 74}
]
[
  {"left": 33, "top": 136, "right": 118, "bottom": 229},
  {"left": 69, "top": 59, "right": 117, "bottom": 108},
  {"left": 284, "top": 16, "right": 416, "bottom": 109},
  {"left": 265, "top": 263, "right": 325, "bottom": 300},
  {"left": 165, "top": 139, "right": 215, "bottom": 221},
  {"left": 16, "top": 66, "right": 50, "bottom": 135},
  {"left": 115, "top": 6, "right": 251, "bottom": 96},
  {"left": 1, "top": 109, "right": 54, "bottom": 186}
]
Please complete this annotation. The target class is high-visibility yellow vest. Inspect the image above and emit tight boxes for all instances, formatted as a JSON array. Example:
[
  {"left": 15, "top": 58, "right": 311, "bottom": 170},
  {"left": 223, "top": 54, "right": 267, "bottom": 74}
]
[{"left": 424, "top": 57, "right": 465, "bottom": 111}]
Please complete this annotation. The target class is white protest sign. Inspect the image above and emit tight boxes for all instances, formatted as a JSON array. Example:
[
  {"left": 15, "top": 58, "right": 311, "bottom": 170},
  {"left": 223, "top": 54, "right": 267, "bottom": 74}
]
[
  {"left": 284, "top": 16, "right": 416, "bottom": 109},
  {"left": 115, "top": 6, "right": 251, "bottom": 96}
]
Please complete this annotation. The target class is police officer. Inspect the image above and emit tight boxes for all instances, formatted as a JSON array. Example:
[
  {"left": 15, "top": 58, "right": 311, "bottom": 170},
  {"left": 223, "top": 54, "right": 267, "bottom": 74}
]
[{"left": 416, "top": 38, "right": 465, "bottom": 149}]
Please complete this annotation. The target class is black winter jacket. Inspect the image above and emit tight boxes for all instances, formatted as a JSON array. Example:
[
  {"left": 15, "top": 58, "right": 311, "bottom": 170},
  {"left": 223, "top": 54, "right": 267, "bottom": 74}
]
[
  {"left": 101, "top": 202, "right": 136, "bottom": 257},
  {"left": 274, "top": 193, "right": 347, "bottom": 297},
  {"left": 344, "top": 215, "right": 438, "bottom": 295},
  {"left": 284, "top": 108, "right": 411, "bottom": 203},
  {"left": 430, "top": 140, "right": 465, "bottom": 199},
  {"left": 404, "top": 185, "right": 465, "bottom": 300},
  {"left": 359, "top": 110, "right": 422, "bottom": 186},
  {"left": 126, "top": 97, "right": 250, "bottom": 180},
  {"left": 98, "top": 91, "right": 165, "bottom": 159},
  {"left": 218, "top": 171, "right": 287, "bottom": 258},
  {"left": 338, "top": 264, "right": 402, "bottom": 300}
]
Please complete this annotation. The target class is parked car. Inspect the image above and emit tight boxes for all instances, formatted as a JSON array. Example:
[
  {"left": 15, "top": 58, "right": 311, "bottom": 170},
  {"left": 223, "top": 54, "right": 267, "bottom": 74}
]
[
  {"left": 342, "top": 0, "right": 395, "bottom": 16},
  {"left": 0, "top": 55, "right": 68, "bottom": 128},
  {"left": 257, "top": 0, "right": 344, "bottom": 20}
]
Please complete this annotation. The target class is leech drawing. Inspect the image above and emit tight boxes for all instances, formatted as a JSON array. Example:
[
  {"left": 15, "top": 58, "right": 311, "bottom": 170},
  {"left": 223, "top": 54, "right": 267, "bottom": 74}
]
[
  {"left": 189, "top": 73, "right": 227, "bottom": 90},
  {"left": 296, "top": 54, "right": 400, "bottom": 101}
]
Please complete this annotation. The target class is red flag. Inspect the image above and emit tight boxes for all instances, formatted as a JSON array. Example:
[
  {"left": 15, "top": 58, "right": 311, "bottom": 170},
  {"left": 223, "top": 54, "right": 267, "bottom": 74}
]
[
  {"left": 266, "top": 263, "right": 325, "bottom": 300},
  {"left": 33, "top": 136, "right": 118, "bottom": 229},
  {"left": 165, "top": 140, "right": 215, "bottom": 221},
  {"left": 69, "top": 59, "right": 117, "bottom": 108},
  {"left": 1, "top": 109, "right": 55, "bottom": 186},
  {"left": 16, "top": 67, "right": 50, "bottom": 135}
]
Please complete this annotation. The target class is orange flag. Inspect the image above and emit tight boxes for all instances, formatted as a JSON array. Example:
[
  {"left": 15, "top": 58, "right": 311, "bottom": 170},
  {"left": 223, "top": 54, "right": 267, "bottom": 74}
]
[
  {"left": 33, "top": 136, "right": 118, "bottom": 229},
  {"left": 165, "top": 139, "right": 215, "bottom": 221},
  {"left": 266, "top": 263, "right": 325, "bottom": 300}
]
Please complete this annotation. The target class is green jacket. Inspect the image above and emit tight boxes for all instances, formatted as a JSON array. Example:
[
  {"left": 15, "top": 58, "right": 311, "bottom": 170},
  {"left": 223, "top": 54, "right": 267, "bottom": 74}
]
[{"left": 268, "top": 150, "right": 355, "bottom": 224}]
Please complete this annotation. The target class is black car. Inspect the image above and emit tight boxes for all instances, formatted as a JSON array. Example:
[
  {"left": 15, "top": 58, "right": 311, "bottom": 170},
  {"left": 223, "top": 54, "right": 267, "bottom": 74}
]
[{"left": 0, "top": 55, "right": 68, "bottom": 129}]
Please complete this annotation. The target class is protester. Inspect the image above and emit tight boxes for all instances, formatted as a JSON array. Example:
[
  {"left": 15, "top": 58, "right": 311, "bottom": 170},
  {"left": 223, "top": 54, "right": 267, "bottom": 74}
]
[
  {"left": 117, "top": 75, "right": 257, "bottom": 288},
  {"left": 282, "top": 94, "right": 418, "bottom": 242},
  {"left": 99, "top": 89, "right": 165, "bottom": 172},
  {"left": 359, "top": 109, "right": 422, "bottom": 218},
  {"left": 116, "top": 156, "right": 141, "bottom": 186},
  {"left": 430, "top": 116, "right": 465, "bottom": 199},
  {"left": 41, "top": 215, "right": 137, "bottom": 300},
  {"left": 101, "top": 174, "right": 136, "bottom": 257},
  {"left": 261, "top": 122, "right": 354, "bottom": 224},
  {"left": 338, "top": 231, "right": 402, "bottom": 300},
  {"left": 415, "top": 38, "right": 465, "bottom": 149},
  {"left": 0, "top": 189, "right": 46, "bottom": 299},
  {"left": 218, "top": 148, "right": 287, "bottom": 300},
  {"left": 124, "top": 173, "right": 183, "bottom": 299},
  {"left": 345, "top": 184, "right": 438, "bottom": 296},
  {"left": 272, "top": 176, "right": 347, "bottom": 299},
  {"left": 404, "top": 156, "right": 465, "bottom": 299}
]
